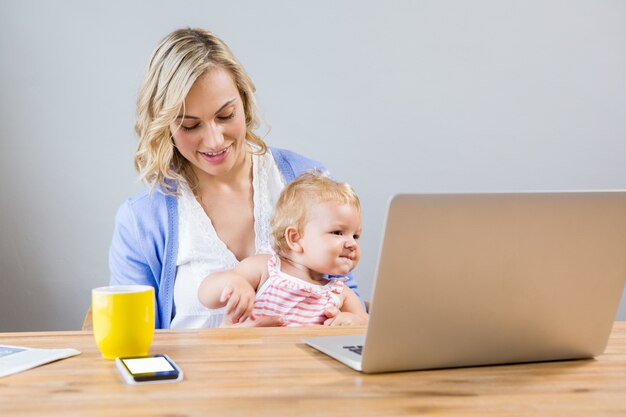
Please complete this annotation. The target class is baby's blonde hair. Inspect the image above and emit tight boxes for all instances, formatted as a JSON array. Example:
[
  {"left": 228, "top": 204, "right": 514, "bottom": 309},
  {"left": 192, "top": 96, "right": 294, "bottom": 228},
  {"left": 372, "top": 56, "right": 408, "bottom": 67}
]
[
  {"left": 271, "top": 171, "right": 361, "bottom": 256},
  {"left": 134, "top": 28, "right": 267, "bottom": 194}
]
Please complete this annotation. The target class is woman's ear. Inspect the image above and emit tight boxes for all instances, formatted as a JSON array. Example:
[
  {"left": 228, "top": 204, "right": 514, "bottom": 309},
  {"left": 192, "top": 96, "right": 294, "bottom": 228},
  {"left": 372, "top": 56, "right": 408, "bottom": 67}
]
[{"left": 284, "top": 226, "right": 303, "bottom": 253}]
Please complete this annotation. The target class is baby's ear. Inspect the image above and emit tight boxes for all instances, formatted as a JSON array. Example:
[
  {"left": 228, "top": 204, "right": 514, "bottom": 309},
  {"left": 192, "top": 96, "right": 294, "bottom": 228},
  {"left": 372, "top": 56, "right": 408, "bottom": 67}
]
[{"left": 284, "top": 226, "right": 303, "bottom": 253}]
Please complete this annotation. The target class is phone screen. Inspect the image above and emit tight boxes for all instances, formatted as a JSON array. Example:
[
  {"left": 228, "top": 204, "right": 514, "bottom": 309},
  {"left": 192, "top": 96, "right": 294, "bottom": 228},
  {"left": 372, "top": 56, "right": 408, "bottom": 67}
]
[{"left": 118, "top": 354, "right": 180, "bottom": 382}]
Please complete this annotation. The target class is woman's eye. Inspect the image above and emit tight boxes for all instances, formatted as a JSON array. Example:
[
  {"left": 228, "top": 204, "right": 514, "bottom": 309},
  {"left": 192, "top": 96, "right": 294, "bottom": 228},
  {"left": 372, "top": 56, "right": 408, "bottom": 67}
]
[
  {"left": 180, "top": 124, "right": 199, "bottom": 131},
  {"left": 217, "top": 111, "right": 235, "bottom": 121}
]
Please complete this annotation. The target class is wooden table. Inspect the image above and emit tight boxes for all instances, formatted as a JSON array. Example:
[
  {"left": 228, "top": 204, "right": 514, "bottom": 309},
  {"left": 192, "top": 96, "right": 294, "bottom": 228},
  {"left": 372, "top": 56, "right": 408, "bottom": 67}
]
[{"left": 1, "top": 323, "right": 625, "bottom": 416}]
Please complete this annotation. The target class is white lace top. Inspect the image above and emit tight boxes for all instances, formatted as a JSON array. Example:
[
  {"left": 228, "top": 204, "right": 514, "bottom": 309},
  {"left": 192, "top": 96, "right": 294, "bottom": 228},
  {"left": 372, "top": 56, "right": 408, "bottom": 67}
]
[{"left": 170, "top": 149, "right": 285, "bottom": 328}]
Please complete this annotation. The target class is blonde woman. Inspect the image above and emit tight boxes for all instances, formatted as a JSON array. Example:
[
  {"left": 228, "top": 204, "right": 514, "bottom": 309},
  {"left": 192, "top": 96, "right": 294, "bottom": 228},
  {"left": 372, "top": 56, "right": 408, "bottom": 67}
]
[
  {"left": 198, "top": 172, "right": 368, "bottom": 327},
  {"left": 109, "top": 28, "right": 362, "bottom": 328}
]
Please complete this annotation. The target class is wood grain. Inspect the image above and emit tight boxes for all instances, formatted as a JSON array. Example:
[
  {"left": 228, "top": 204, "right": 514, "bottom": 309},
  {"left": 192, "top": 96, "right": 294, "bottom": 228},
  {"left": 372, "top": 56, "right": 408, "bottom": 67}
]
[{"left": 1, "top": 323, "right": 625, "bottom": 416}]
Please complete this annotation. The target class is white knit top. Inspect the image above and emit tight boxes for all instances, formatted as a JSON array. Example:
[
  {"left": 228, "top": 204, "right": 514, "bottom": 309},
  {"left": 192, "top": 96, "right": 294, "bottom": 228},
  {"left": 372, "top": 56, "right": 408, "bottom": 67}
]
[{"left": 170, "top": 149, "right": 285, "bottom": 328}]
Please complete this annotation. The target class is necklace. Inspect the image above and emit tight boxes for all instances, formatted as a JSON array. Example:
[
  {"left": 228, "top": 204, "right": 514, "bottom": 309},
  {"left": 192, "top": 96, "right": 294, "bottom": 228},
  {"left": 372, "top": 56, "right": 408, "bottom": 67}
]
[{"left": 279, "top": 255, "right": 308, "bottom": 273}]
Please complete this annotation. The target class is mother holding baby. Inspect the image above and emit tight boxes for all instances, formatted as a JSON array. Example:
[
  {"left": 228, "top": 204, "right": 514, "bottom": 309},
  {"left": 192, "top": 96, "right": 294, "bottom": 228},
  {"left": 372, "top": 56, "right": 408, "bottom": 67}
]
[{"left": 108, "top": 27, "right": 363, "bottom": 328}]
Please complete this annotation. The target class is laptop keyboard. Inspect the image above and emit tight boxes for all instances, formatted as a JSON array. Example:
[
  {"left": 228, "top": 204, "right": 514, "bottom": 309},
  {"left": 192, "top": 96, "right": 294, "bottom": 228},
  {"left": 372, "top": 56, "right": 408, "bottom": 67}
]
[{"left": 343, "top": 345, "right": 363, "bottom": 355}]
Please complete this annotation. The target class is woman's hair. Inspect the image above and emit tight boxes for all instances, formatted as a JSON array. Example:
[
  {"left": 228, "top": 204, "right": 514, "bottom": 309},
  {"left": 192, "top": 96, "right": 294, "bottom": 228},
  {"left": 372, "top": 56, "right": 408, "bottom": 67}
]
[
  {"left": 271, "top": 171, "right": 361, "bottom": 256},
  {"left": 134, "top": 27, "right": 267, "bottom": 193}
]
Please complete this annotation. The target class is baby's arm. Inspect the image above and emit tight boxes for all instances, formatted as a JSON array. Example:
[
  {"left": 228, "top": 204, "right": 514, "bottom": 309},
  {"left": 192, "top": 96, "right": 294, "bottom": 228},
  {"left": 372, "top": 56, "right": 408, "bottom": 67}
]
[
  {"left": 324, "top": 287, "right": 369, "bottom": 326},
  {"left": 198, "top": 254, "right": 270, "bottom": 324}
]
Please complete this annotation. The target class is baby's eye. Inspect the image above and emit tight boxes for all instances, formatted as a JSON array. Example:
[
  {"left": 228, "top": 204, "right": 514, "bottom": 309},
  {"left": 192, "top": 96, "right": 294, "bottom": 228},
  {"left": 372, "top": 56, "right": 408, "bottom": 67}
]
[
  {"left": 353, "top": 234, "right": 361, "bottom": 240},
  {"left": 331, "top": 230, "right": 343, "bottom": 236}
]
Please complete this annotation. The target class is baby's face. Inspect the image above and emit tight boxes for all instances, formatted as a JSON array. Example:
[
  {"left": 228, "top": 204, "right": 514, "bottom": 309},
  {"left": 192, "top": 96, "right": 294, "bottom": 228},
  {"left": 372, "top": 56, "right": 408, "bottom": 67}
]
[{"left": 298, "top": 201, "right": 362, "bottom": 276}]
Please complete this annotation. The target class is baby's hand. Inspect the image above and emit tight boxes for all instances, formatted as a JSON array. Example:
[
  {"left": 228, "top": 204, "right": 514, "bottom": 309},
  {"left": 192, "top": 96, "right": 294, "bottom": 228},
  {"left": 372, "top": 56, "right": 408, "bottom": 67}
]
[
  {"left": 323, "top": 311, "right": 368, "bottom": 326},
  {"left": 220, "top": 277, "right": 256, "bottom": 324}
]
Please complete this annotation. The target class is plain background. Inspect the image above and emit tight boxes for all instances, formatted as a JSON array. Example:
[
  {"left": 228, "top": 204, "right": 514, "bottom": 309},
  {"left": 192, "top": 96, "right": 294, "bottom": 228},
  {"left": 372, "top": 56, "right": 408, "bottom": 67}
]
[{"left": 1, "top": 0, "right": 625, "bottom": 331}]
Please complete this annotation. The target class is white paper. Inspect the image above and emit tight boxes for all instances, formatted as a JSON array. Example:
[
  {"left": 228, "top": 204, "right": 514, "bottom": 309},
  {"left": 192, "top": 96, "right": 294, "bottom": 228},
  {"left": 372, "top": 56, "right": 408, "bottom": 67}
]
[{"left": 0, "top": 344, "right": 80, "bottom": 378}]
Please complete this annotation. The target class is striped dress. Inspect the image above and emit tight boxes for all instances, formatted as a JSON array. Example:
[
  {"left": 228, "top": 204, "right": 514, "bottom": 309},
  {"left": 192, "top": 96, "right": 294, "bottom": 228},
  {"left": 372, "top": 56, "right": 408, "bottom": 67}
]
[{"left": 253, "top": 254, "right": 346, "bottom": 326}]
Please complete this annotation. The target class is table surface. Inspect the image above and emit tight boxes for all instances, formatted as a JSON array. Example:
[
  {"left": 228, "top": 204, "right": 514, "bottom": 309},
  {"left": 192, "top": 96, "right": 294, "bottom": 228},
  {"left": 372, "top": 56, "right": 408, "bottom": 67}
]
[{"left": 1, "top": 323, "right": 625, "bottom": 417}]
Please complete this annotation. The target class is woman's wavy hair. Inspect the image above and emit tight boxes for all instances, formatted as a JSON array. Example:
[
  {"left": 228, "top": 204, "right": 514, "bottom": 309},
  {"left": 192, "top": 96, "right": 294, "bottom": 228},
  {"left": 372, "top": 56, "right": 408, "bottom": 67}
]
[
  {"left": 134, "top": 28, "right": 267, "bottom": 194},
  {"left": 271, "top": 171, "right": 361, "bottom": 257}
]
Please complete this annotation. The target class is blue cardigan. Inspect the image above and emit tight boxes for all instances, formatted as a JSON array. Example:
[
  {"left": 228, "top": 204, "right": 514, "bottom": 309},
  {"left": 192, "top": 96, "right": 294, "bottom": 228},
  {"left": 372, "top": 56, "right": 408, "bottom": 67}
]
[{"left": 109, "top": 147, "right": 361, "bottom": 328}]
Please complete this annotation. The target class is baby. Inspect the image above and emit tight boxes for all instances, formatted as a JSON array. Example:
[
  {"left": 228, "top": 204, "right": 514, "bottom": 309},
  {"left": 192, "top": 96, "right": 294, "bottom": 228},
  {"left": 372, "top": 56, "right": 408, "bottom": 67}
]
[{"left": 198, "top": 171, "right": 368, "bottom": 326}]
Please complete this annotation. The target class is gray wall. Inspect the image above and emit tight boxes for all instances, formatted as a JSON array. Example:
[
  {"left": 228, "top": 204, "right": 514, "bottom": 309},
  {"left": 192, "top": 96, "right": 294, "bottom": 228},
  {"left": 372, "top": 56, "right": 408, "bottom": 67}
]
[{"left": 1, "top": 0, "right": 625, "bottom": 331}]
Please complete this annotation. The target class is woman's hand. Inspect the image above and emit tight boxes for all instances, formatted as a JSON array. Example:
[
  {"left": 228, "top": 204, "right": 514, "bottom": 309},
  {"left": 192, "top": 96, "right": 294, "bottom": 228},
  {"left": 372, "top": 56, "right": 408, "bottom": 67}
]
[
  {"left": 323, "top": 307, "right": 368, "bottom": 326},
  {"left": 220, "top": 315, "right": 285, "bottom": 328}
]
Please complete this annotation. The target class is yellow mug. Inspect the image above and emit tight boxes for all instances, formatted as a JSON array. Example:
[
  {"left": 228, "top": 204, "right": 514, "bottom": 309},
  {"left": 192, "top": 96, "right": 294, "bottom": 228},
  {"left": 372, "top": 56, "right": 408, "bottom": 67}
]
[{"left": 92, "top": 285, "right": 155, "bottom": 360}]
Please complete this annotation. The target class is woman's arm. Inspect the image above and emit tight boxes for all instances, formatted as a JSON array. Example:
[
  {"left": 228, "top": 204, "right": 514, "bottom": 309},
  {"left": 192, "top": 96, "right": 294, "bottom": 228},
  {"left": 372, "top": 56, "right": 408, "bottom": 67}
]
[
  {"left": 323, "top": 287, "right": 369, "bottom": 326},
  {"left": 109, "top": 202, "right": 157, "bottom": 288},
  {"left": 341, "top": 272, "right": 362, "bottom": 300},
  {"left": 109, "top": 200, "right": 164, "bottom": 328}
]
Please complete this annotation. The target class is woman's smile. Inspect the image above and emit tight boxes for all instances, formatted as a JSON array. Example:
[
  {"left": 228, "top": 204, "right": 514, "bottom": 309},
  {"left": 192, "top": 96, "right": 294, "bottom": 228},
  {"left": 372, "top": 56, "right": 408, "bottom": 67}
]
[{"left": 198, "top": 144, "right": 231, "bottom": 164}]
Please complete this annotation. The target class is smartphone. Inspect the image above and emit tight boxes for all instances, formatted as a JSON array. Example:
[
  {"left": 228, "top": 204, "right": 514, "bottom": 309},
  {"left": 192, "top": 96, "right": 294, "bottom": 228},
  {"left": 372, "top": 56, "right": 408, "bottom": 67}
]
[{"left": 115, "top": 354, "right": 183, "bottom": 385}]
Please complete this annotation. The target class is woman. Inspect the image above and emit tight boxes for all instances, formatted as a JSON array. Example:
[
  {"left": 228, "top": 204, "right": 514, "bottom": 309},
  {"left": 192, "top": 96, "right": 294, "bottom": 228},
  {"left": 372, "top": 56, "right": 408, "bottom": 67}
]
[{"left": 109, "top": 27, "right": 361, "bottom": 328}]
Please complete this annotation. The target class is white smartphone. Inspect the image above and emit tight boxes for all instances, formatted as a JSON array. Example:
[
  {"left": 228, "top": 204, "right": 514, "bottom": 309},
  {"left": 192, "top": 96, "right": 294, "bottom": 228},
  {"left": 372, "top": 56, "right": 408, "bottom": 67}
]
[{"left": 115, "top": 354, "right": 183, "bottom": 385}]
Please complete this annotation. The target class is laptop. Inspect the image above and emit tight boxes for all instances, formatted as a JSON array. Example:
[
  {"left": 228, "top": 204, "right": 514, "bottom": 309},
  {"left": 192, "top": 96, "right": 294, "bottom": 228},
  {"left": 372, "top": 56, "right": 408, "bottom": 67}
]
[{"left": 305, "top": 192, "right": 626, "bottom": 373}]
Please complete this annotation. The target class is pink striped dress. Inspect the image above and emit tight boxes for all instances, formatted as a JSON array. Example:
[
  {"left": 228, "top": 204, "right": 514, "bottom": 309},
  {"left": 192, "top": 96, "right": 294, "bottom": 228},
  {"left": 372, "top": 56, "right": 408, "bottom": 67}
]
[{"left": 252, "top": 254, "right": 346, "bottom": 326}]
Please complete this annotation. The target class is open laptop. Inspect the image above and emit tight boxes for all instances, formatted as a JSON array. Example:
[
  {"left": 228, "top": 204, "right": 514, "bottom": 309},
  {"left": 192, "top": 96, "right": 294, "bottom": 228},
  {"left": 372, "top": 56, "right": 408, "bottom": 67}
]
[{"left": 305, "top": 192, "right": 626, "bottom": 373}]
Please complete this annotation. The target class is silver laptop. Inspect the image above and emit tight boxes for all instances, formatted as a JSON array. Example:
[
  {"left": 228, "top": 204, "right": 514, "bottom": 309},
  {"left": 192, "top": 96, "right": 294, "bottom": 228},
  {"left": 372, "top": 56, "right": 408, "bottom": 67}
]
[{"left": 305, "top": 192, "right": 626, "bottom": 373}]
